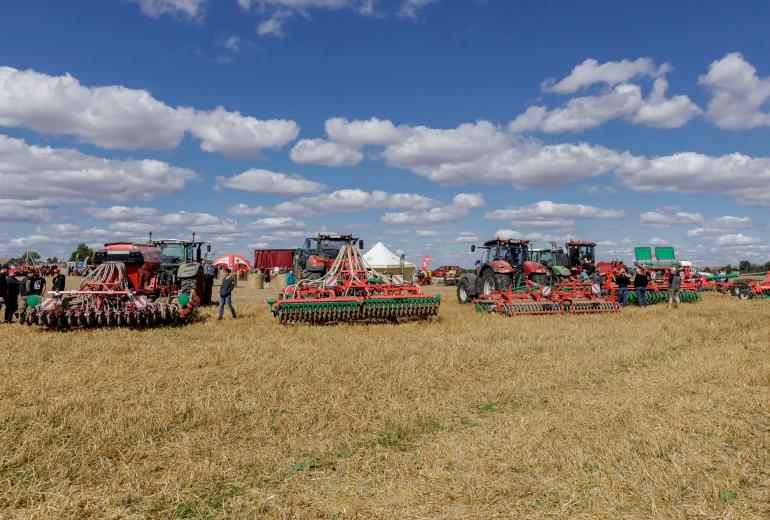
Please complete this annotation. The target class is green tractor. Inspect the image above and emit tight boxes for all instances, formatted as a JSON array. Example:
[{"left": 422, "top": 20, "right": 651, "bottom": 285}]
[
  {"left": 530, "top": 243, "right": 573, "bottom": 284},
  {"left": 152, "top": 239, "right": 213, "bottom": 305}
]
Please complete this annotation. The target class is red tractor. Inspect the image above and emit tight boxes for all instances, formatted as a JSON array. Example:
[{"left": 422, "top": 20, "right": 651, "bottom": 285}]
[
  {"left": 456, "top": 238, "right": 549, "bottom": 304},
  {"left": 294, "top": 234, "right": 364, "bottom": 281}
]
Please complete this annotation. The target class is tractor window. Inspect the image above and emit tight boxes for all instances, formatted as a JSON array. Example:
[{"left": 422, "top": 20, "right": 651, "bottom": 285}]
[
  {"left": 504, "top": 246, "right": 519, "bottom": 265},
  {"left": 482, "top": 247, "right": 493, "bottom": 263},
  {"left": 579, "top": 245, "right": 595, "bottom": 262},
  {"left": 319, "top": 239, "right": 346, "bottom": 259},
  {"left": 539, "top": 251, "right": 553, "bottom": 266},
  {"left": 159, "top": 243, "right": 184, "bottom": 264},
  {"left": 302, "top": 238, "right": 318, "bottom": 252}
]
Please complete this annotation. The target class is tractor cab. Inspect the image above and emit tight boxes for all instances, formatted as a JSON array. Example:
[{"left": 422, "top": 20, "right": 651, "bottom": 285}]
[
  {"left": 472, "top": 239, "right": 530, "bottom": 269},
  {"left": 566, "top": 241, "right": 596, "bottom": 270},
  {"left": 296, "top": 234, "right": 364, "bottom": 279},
  {"left": 153, "top": 239, "right": 211, "bottom": 267}
]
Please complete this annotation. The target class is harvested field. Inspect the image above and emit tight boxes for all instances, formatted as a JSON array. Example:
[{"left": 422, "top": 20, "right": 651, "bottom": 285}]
[{"left": 1, "top": 279, "right": 769, "bottom": 518}]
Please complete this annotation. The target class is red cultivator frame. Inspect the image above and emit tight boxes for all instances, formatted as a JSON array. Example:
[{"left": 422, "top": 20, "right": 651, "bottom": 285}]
[
  {"left": 474, "top": 281, "right": 620, "bottom": 316},
  {"left": 268, "top": 244, "right": 441, "bottom": 324}
]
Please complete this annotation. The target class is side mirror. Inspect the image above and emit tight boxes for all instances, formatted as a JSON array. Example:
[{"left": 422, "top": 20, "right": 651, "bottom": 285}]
[
  {"left": 207, "top": 244, "right": 211, "bottom": 253},
  {"left": 470, "top": 245, "right": 476, "bottom": 252},
  {"left": 475, "top": 259, "right": 481, "bottom": 265},
  {"left": 358, "top": 240, "right": 364, "bottom": 250}
]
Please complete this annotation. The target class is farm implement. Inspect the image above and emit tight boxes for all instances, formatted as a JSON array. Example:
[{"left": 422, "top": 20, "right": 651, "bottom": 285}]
[
  {"left": 268, "top": 242, "right": 440, "bottom": 324},
  {"left": 17, "top": 242, "right": 200, "bottom": 329},
  {"left": 473, "top": 281, "right": 621, "bottom": 316}
]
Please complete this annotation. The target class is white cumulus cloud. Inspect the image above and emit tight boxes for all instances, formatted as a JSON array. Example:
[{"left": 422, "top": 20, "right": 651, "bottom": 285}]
[
  {"left": 0, "top": 66, "right": 298, "bottom": 157},
  {"left": 216, "top": 168, "right": 326, "bottom": 195}
]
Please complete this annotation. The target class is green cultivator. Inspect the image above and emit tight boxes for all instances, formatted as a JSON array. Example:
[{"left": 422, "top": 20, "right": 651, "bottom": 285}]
[
  {"left": 626, "top": 288, "right": 700, "bottom": 305},
  {"left": 268, "top": 244, "right": 441, "bottom": 324}
]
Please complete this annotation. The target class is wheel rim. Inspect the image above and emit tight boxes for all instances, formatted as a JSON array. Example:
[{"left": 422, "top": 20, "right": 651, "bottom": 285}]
[
  {"left": 483, "top": 278, "right": 495, "bottom": 294},
  {"left": 459, "top": 286, "right": 467, "bottom": 301}
]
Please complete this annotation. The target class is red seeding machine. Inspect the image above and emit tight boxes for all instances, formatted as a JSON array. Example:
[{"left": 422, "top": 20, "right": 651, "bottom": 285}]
[
  {"left": 17, "top": 242, "right": 201, "bottom": 329},
  {"left": 268, "top": 240, "right": 440, "bottom": 324}
]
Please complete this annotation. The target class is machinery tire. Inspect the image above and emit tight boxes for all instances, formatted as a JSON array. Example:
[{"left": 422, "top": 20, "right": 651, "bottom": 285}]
[
  {"left": 180, "top": 277, "right": 196, "bottom": 295},
  {"left": 739, "top": 287, "right": 752, "bottom": 300},
  {"left": 457, "top": 278, "right": 473, "bottom": 304},
  {"left": 303, "top": 270, "right": 322, "bottom": 281},
  {"left": 730, "top": 281, "right": 748, "bottom": 297},
  {"left": 495, "top": 274, "right": 512, "bottom": 292},
  {"left": 480, "top": 270, "right": 498, "bottom": 295}
]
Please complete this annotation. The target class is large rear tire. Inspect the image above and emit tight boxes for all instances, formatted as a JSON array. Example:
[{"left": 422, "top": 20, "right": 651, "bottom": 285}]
[
  {"left": 480, "top": 271, "right": 498, "bottom": 295},
  {"left": 457, "top": 278, "right": 472, "bottom": 304}
]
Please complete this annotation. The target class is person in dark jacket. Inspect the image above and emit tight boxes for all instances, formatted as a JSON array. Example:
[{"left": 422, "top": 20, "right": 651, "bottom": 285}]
[
  {"left": 4, "top": 273, "right": 20, "bottom": 323},
  {"left": 52, "top": 269, "right": 66, "bottom": 292},
  {"left": 0, "top": 265, "right": 7, "bottom": 318},
  {"left": 668, "top": 268, "right": 683, "bottom": 308},
  {"left": 218, "top": 269, "right": 236, "bottom": 320},
  {"left": 614, "top": 269, "right": 630, "bottom": 306},
  {"left": 633, "top": 268, "right": 649, "bottom": 307}
]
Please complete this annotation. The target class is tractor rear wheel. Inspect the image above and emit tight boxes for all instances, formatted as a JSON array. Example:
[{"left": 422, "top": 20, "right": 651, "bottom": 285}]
[{"left": 457, "top": 278, "right": 472, "bottom": 304}]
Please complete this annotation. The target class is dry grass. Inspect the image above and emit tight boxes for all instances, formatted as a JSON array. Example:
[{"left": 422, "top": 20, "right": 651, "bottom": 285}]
[{"left": 1, "top": 278, "right": 769, "bottom": 519}]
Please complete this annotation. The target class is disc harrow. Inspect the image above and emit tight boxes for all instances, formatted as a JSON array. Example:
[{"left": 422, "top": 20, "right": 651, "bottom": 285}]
[
  {"left": 18, "top": 261, "right": 197, "bottom": 330},
  {"left": 268, "top": 245, "right": 440, "bottom": 324},
  {"left": 473, "top": 282, "right": 620, "bottom": 317}
]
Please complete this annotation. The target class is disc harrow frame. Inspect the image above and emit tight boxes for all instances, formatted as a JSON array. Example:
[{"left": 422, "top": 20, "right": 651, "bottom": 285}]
[{"left": 268, "top": 244, "right": 440, "bottom": 324}]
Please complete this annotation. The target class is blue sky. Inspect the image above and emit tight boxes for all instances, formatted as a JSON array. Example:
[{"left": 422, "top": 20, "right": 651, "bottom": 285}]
[{"left": 1, "top": 0, "right": 770, "bottom": 266}]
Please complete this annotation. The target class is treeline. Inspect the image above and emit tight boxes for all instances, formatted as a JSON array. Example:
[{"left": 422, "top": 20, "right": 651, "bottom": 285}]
[
  {"left": 5, "top": 243, "right": 95, "bottom": 265},
  {"left": 710, "top": 260, "right": 770, "bottom": 273}
]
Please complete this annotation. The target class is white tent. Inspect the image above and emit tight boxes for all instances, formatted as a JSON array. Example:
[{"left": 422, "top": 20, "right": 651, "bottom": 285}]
[{"left": 363, "top": 242, "right": 415, "bottom": 278}]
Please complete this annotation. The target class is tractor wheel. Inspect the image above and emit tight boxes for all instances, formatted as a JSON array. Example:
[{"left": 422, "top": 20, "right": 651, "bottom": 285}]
[
  {"left": 180, "top": 277, "right": 196, "bottom": 295},
  {"left": 730, "top": 282, "right": 748, "bottom": 297},
  {"left": 738, "top": 287, "right": 752, "bottom": 300},
  {"left": 480, "top": 271, "right": 498, "bottom": 295},
  {"left": 495, "top": 274, "right": 512, "bottom": 292},
  {"left": 530, "top": 273, "right": 550, "bottom": 285},
  {"left": 457, "top": 278, "right": 473, "bottom": 304}
]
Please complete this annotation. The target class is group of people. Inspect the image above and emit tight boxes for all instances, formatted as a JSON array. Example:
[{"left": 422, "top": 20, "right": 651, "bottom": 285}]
[
  {"left": 611, "top": 267, "right": 684, "bottom": 309},
  {"left": 0, "top": 266, "right": 66, "bottom": 323}
]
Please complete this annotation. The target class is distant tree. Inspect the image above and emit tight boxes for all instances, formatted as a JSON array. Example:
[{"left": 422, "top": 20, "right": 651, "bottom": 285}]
[
  {"left": 46, "top": 256, "right": 60, "bottom": 264},
  {"left": 69, "top": 243, "right": 94, "bottom": 263},
  {"left": 739, "top": 260, "right": 753, "bottom": 273}
]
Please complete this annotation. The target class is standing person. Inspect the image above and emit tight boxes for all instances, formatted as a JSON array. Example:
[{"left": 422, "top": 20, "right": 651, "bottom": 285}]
[
  {"left": 52, "top": 268, "right": 66, "bottom": 292},
  {"left": 589, "top": 270, "right": 603, "bottom": 297},
  {"left": 217, "top": 269, "right": 237, "bottom": 320},
  {"left": 4, "top": 271, "right": 20, "bottom": 323},
  {"left": 18, "top": 270, "right": 31, "bottom": 310},
  {"left": 668, "top": 268, "right": 683, "bottom": 309},
  {"left": 0, "top": 265, "right": 7, "bottom": 318},
  {"left": 31, "top": 270, "right": 46, "bottom": 297},
  {"left": 264, "top": 268, "right": 271, "bottom": 289},
  {"left": 615, "top": 269, "right": 630, "bottom": 306},
  {"left": 634, "top": 268, "right": 648, "bottom": 307}
]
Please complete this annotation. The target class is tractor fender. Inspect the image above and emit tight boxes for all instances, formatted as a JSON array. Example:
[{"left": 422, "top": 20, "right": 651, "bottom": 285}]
[
  {"left": 488, "top": 260, "right": 514, "bottom": 274},
  {"left": 177, "top": 262, "right": 201, "bottom": 279},
  {"left": 522, "top": 261, "right": 547, "bottom": 277}
]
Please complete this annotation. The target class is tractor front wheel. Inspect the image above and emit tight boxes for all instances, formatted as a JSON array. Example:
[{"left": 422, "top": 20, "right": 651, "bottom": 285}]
[
  {"left": 180, "top": 277, "right": 196, "bottom": 295},
  {"left": 457, "top": 278, "right": 473, "bottom": 304},
  {"left": 480, "top": 271, "right": 498, "bottom": 295}
]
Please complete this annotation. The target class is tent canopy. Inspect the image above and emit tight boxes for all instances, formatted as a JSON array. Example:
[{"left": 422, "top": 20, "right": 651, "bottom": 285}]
[
  {"left": 213, "top": 253, "right": 252, "bottom": 270},
  {"left": 363, "top": 242, "right": 415, "bottom": 276}
]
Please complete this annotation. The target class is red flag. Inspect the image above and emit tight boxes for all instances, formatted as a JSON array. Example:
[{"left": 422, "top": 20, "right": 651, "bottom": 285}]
[{"left": 420, "top": 256, "right": 432, "bottom": 269}]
